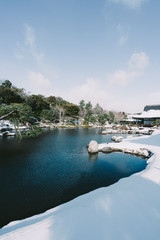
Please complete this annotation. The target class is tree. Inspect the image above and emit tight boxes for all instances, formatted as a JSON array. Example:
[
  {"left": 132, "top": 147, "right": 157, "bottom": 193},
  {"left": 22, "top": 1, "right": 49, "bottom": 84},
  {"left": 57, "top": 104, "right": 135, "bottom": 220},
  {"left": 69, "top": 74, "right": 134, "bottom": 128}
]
[
  {"left": 79, "top": 100, "right": 85, "bottom": 117},
  {"left": 0, "top": 85, "right": 24, "bottom": 104},
  {"left": 154, "top": 119, "right": 160, "bottom": 125},
  {"left": 85, "top": 101, "right": 93, "bottom": 117},
  {"left": 79, "top": 100, "right": 85, "bottom": 109},
  {"left": 87, "top": 115, "right": 96, "bottom": 123},
  {"left": 0, "top": 103, "right": 33, "bottom": 137},
  {"left": 40, "top": 109, "right": 60, "bottom": 122},
  {"left": 46, "top": 96, "right": 57, "bottom": 107},
  {"left": 2, "top": 80, "right": 12, "bottom": 89},
  {"left": 11, "top": 86, "right": 27, "bottom": 100},
  {"left": 93, "top": 103, "right": 103, "bottom": 116},
  {"left": 55, "top": 97, "right": 69, "bottom": 106},
  {"left": 55, "top": 106, "right": 65, "bottom": 125},
  {"left": 98, "top": 114, "right": 108, "bottom": 125},
  {"left": 108, "top": 111, "right": 115, "bottom": 123},
  {"left": 26, "top": 95, "right": 49, "bottom": 115},
  {"left": 64, "top": 104, "right": 80, "bottom": 117}
]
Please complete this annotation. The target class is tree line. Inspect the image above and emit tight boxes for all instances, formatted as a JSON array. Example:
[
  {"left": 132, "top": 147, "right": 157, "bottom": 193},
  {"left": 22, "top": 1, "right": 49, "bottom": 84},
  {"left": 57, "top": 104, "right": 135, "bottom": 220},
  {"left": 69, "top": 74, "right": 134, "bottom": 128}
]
[{"left": 0, "top": 80, "right": 124, "bottom": 137}]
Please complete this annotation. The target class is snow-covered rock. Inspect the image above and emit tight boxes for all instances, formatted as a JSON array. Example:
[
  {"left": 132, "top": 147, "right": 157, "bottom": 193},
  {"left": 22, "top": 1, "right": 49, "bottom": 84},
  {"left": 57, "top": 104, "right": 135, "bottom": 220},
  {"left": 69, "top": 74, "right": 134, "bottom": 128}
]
[
  {"left": 88, "top": 140, "right": 98, "bottom": 153},
  {"left": 102, "top": 127, "right": 154, "bottom": 135},
  {"left": 0, "top": 131, "right": 16, "bottom": 137},
  {"left": 111, "top": 136, "right": 124, "bottom": 142},
  {"left": 98, "top": 142, "right": 151, "bottom": 159},
  {"left": 101, "top": 146, "right": 113, "bottom": 153},
  {"left": 0, "top": 120, "right": 14, "bottom": 131}
]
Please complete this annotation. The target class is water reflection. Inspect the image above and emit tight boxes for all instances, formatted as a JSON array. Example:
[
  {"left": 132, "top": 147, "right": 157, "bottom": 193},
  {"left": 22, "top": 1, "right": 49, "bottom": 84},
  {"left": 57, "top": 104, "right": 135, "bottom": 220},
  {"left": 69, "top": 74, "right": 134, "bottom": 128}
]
[{"left": 88, "top": 153, "right": 98, "bottom": 162}]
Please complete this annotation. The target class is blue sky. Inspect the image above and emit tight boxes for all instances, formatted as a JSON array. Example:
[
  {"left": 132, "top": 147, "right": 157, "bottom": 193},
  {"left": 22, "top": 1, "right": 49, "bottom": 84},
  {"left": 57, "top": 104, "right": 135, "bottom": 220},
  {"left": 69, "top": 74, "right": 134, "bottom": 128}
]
[{"left": 0, "top": 0, "right": 160, "bottom": 112}]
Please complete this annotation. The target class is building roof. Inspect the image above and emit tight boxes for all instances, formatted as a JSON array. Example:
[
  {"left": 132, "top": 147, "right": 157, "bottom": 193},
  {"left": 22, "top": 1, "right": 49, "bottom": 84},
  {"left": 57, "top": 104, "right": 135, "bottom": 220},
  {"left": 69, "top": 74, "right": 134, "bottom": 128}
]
[
  {"left": 133, "top": 110, "right": 160, "bottom": 119},
  {"left": 144, "top": 105, "right": 160, "bottom": 111}
]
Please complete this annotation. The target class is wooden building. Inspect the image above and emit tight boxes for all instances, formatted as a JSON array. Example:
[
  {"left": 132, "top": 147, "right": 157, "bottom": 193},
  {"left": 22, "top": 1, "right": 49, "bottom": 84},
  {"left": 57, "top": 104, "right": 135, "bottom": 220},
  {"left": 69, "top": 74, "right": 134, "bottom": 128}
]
[{"left": 133, "top": 105, "right": 160, "bottom": 125}]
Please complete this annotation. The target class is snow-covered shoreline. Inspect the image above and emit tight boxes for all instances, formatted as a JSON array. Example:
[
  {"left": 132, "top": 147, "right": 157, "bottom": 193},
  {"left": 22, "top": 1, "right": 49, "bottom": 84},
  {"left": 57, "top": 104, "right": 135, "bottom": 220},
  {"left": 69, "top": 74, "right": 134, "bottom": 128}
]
[
  {"left": 1, "top": 133, "right": 160, "bottom": 239},
  {"left": 98, "top": 141, "right": 152, "bottom": 159}
]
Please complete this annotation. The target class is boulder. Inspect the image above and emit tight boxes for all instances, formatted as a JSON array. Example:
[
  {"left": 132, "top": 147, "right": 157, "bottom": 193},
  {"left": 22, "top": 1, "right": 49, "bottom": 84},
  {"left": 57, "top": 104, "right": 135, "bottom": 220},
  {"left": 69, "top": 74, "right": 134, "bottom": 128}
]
[
  {"left": 102, "top": 130, "right": 108, "bottom": 135},
  {"left": 101, "top": 147, "right": 113, "bottom": 153},
  {"left": 88, "top": 140, "right": 98, "bottom": 153},
  {"left": 111, "top": 136, "right": 124, "bottom": 142}
]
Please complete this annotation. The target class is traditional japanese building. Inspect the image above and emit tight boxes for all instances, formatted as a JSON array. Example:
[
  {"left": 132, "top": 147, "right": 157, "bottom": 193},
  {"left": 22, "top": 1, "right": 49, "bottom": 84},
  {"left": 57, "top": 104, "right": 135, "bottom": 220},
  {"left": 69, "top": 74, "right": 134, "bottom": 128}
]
[{"left": 133, "top": 105, "right": 160, "bottom": 125}]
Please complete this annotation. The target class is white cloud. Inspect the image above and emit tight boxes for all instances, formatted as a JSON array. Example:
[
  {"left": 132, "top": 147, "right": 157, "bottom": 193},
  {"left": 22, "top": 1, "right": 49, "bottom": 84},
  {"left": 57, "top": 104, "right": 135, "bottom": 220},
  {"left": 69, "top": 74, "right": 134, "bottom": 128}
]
[
  {"left": 118, "top": 34, "right": 128, "bottom": 46},
  {"left": 14, "top": 25, "right": 43, "bottom": 61},
  {"left": 25, "top": 74, "right": 146, "bottom": 113},
  {"left": 58, "top": 78, "right": 115, "bottom": 110},
  {"left": 14, "top": 49, "right": 24, "bottom": 59},
  {"left": 109, "top": 0, "right": 147, "bottom": 9},
  {"left": 109, "top": 52, "right": 149, "bottom": 86},
  {"left": 128, "top": 52, "right": 149, "bottom": 72},
  {"left": 25, "top": 76, "right": 116, "bottom": 111},
  {"left": 25, "top": 25, "right": 43, "bottom": 61},
  {"left": 117, "top": 24, "right": 129, "bottom": 46},
  {"left": 14, "top": 42, "right": 25, "bottom": 59},
  {"left": 108, "top": 70, "right": 135, "bottom": 86},
  {"left": 27, "top": 71, "right": 55, "bottom": 96},
  {"left": 25, "top": 25, "right": 35, "bottom": 48}
]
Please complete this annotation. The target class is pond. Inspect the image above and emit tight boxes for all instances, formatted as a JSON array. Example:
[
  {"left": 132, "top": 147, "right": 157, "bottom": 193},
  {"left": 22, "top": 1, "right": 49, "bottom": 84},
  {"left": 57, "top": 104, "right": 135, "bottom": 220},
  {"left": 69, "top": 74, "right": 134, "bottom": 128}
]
[{"left": 0, "top": 128, "right": 146, "bottom": 228}]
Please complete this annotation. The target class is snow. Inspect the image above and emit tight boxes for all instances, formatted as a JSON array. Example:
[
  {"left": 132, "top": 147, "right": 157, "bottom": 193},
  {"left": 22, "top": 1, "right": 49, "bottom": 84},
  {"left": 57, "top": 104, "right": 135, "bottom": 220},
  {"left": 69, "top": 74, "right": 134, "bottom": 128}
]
[
  {"left": 0, "top": 120, "right": 14, "bottom": 131},
  {"left": 131, "top": 134, "right": 160, "bottom": 147},
  {"left": 133, "top": 110, "right": 160, "bottom": 119},
  {"left": 111, "top": 136, "right": 124, "bottom": 142},
  {"left": 1, "top": 134, "right": 160, "bottom": 239}
]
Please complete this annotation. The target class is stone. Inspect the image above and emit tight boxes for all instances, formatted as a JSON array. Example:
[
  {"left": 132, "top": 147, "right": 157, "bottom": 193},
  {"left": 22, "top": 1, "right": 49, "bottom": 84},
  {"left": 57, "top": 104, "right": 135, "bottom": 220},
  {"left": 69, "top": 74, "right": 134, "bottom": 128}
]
[
  {"left": 101, "top": 147, "right": 113, "bottom": 153},
  {"left": 88, "top": 140, "right": 98, "bottom": 153},
  {"left": 111, "top": 136, "right": 124, "bottom": 142}
]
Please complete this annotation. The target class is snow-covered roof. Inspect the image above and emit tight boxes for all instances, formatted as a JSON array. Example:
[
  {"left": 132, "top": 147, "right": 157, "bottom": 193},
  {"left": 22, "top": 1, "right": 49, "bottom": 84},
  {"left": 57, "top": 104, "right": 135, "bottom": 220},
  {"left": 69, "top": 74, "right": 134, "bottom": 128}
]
[
  {"left": 122, "top": 114, "right": 137, "bottom": 122},
  {"left": 133, "top": 110, "right": 160, "bottom": 119},
  {"left": 125, "top": 118, "right": 136, "bottom": 122},
  {"left": 144, "top": 104, "right": 160, "bottom": 111}
]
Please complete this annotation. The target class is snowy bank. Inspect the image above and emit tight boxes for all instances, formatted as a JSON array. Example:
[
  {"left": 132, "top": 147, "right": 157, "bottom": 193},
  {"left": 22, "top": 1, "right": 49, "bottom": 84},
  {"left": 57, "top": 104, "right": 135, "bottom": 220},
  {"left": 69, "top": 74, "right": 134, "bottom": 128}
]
[
  {"left": 1, "top": 136, "right": 160, "bottom": 239},
  {"left": 98, "top": 141, "right": 151, "bottom": 158},
  {"left": 102, "top": 127, "right": 154, "bottom": 135}
]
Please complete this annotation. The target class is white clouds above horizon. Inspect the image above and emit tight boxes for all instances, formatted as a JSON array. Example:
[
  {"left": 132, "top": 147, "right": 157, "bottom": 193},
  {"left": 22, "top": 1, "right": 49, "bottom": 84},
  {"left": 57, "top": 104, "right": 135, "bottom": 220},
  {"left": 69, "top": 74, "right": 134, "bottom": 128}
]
[
  {"left": 25, "top": 52, "right": 150, "bottom": 113},
  {"left": 108, "top": 70, "right": 134, "bottom": 86},
  {"left": 55, "top": 78, "right": 115, "bottom": 110},
  {"left": 109, "top": 0, "right": 147, "bottom": 9},
  {"left": 128, "top": 52, "right": 149, "bottom": 72},
  {"left": 24, "top": 73, "right": 143, "bottom": 113},
  {"left": 27, "top": 71, "right": 55, "bottom": 96},
  {"left": 108, "top": 52, "right": 149, "bottom": 86}
]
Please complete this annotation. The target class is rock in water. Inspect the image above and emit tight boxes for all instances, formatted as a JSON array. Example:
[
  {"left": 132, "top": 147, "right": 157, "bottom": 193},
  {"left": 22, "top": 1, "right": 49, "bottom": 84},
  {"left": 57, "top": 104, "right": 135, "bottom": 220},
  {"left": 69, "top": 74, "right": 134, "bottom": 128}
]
[
  {"left": 111, "top": 136, "right": 124, "bottom": 142},
  {"left": 88, "top": 140, "right": 98, "bottom": 153},
  {"left": 101, "top": 147, "right": 113, "bottom": 153}
]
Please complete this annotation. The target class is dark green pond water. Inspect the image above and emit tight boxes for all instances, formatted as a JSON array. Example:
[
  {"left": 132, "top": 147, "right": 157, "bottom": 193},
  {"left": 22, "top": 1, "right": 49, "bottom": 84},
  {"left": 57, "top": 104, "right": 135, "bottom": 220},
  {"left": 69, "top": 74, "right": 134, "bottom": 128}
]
[{"left": 0, "top": 128, "right": 146, "bottom": 228}]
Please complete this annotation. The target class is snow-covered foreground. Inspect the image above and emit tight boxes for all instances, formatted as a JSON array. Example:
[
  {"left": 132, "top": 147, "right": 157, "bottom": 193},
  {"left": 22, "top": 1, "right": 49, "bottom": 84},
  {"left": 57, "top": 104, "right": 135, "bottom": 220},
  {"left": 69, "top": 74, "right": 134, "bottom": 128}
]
[{"left": 1, "top": 135, "right": 160, "bottom": 240}]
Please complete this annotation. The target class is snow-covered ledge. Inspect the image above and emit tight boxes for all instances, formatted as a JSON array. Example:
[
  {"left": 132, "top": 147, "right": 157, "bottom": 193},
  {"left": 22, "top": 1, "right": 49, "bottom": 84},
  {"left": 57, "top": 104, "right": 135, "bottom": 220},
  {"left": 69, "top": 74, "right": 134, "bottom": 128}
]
[
  {"left": 98, "top": 141, "right": 152, "bottom": 159},
  {"left": 1, "top": 138, "right": 160, "bottom": 239}
]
